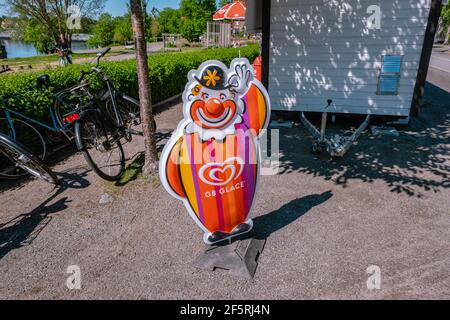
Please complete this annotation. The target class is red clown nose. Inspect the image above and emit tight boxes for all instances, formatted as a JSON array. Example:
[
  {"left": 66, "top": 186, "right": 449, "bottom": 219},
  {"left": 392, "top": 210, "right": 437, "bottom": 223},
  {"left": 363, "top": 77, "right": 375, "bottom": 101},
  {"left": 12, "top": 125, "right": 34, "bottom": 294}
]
[
  {"left": 190, "top": 98, "right": 237, "bottom": 129},
  {"left": 205, "top": 98, "right": 225, "bottom": 117}
]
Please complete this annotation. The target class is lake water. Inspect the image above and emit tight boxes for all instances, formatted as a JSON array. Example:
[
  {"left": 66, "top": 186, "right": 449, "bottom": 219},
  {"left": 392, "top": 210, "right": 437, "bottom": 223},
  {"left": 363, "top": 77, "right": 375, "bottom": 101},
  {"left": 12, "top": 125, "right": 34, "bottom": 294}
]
[{"left": 1, "top": 40, "right": 89, "bottom": 59}]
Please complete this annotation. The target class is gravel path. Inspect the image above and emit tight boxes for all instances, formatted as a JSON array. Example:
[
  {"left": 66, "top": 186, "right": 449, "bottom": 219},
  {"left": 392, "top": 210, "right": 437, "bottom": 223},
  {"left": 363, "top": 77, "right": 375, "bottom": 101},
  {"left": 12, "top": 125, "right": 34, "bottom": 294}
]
[{"left": 0, "top": 83, "right": 449, "bottom": 300}]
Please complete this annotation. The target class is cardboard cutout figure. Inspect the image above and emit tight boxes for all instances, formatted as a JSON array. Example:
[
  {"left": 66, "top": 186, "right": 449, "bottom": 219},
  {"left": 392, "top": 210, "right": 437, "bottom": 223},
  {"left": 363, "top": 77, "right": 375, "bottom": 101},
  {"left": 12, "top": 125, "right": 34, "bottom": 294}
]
[{"left": 160, "top": 58, "right": 271, "bottom": 245}]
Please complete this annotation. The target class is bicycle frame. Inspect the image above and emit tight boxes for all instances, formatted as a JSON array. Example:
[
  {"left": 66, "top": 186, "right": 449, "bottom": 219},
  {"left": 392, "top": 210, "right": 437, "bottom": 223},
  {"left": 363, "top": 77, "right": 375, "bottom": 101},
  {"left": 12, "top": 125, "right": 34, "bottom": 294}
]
[
  {"left": 1, "top": 94, "right": 76, "bottom": 141},
  {"left": 85, "top": 67, "right": 125, "bottom": 129},
  {"left": 105, "top": 79, "right": 124, "bottom": 128}
]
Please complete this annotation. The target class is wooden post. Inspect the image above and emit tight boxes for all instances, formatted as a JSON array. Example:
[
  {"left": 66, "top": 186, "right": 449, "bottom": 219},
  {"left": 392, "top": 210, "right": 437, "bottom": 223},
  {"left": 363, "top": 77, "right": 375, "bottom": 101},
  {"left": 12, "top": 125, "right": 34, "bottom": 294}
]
[{"left": 411, "top": 0, "right": 444, "bottom": 117}]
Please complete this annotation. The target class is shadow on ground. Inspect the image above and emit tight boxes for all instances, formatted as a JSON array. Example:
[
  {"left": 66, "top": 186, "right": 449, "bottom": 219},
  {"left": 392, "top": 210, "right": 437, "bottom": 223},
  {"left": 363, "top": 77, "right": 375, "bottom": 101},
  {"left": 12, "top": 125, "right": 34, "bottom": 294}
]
[
  {"left": 274, "top": 83, "right": 450, "bottom": 197},
  {"left": 0, "top": 144, "right": 79, "bottom": 193},
  {"left": 0, "top": 169, "right": 90, "bottom": 260},
  {"left": 253, "top": 191, "right": 333, "bottom": 240},
  {"left": 116, "top": 131, "right": 171, "bottom": 187}
]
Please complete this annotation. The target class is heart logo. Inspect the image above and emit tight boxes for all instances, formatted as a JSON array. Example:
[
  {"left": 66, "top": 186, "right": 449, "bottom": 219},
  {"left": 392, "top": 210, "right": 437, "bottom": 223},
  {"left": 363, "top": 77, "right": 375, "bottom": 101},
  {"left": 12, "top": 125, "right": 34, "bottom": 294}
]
[{"left": 199, "top": 157, "right": 244, "bottom": 186}]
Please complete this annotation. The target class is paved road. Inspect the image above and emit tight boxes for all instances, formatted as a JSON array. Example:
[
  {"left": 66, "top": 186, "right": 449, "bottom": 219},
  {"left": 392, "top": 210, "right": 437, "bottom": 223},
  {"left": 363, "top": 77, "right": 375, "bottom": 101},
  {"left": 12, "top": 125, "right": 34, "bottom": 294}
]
[
  {"left": 75, "top": 42, "right": 164, "bottom": 62},
  {"left": 108, "top": 42, "right": 165, "bottom": 62},
  {"left": 428, "top": 48, "right": 450, "bottom": 93}
]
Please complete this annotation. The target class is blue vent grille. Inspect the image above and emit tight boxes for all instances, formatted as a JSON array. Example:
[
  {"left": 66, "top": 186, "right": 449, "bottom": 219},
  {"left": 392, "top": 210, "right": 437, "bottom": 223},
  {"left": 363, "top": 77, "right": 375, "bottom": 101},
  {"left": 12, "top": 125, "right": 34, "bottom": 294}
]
[
  {"left": 377, "top": 55, "right": 403, "bottom": 95},
  {"left": 382, "top": 56, "right": 402, "bottom": 73}
]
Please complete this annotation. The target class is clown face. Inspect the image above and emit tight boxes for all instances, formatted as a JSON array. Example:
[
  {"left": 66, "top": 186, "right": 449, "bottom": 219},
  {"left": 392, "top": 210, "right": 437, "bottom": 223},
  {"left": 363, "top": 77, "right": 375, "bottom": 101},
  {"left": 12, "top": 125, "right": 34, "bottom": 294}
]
[{"left": 189, "top": 86, "right": 239, "bottom": 130}]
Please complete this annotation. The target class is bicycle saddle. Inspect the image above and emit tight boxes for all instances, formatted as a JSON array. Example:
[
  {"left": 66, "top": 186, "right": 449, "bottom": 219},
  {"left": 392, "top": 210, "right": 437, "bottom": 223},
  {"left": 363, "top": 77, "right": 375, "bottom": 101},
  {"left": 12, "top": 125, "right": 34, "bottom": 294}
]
[{"left": 37, "top": 74, "right": 50, "bottom": 88}]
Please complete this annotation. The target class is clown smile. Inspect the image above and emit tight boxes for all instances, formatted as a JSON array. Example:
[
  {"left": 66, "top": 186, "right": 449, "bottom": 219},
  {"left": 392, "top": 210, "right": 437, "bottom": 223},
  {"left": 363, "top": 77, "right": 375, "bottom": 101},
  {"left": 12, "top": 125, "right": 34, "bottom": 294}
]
[{"left": 197, "top": 107, "right": 233, "bottom": 126}]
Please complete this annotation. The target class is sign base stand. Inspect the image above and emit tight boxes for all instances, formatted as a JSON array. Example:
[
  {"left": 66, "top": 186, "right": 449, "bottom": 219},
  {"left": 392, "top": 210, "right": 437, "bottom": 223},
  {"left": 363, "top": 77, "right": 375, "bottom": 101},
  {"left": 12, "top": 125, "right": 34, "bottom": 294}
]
[{"left": 193, "top": 235, "right": 266, "bottom": 279}]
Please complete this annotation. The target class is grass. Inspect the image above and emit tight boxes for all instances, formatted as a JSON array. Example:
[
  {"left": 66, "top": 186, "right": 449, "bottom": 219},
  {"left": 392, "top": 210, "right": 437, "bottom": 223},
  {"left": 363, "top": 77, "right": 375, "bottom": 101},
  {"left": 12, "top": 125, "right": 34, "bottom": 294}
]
[
  {"left": 0, "top": 46, "right": 134, "bottom": 72},
  {"left": 0, "top": 44, "right": 202, "bottom": 74},
  {"left": 102, "top": 153, "right": 160, "bottom": 197},
  {"left": 116, "top": 153, "right": 145, "bottom": 187},
  {"left": 0, "top": 52, "right": 95, "bottom": 66}
]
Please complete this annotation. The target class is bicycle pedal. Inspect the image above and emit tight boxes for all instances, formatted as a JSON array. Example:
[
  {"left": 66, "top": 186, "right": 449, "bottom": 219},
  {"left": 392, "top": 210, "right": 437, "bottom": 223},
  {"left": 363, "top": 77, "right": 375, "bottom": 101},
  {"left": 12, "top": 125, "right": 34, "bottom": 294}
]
[{"left": 127, "top": 129, "right": 143, "bottom": 136}]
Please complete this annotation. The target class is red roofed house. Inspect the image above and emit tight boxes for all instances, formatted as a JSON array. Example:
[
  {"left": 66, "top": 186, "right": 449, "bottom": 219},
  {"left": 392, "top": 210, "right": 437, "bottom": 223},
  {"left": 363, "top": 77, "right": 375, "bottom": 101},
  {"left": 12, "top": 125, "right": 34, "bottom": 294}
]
[{"left": 213, "top": 1, "right": 247, "bottom": 34}]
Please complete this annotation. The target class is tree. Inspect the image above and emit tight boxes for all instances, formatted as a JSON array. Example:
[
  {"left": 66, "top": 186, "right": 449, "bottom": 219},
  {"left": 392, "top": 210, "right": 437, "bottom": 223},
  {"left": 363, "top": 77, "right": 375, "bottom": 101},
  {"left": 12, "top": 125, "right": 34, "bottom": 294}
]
[
  {"left": 219, "top": 0, "right": 232, "bottom": 7},
  {"left": 442, "top": 3, "right": 450, "bottom": 44},
  {"left": 141, "top": 0, "right": 151, "bottom": 37},
  {"left": 113, "top": 14, "right": 133, "bottom": 45},
  {"left": 179, "top": 0, "right": 216, "bottom": 42},
  {"left": 180, "top": 19, "right": 206, "bottom": 42},
  {"left": 88, "top": 13, "right": 115, "bottom": 48},
  {"left": 149, "top": 1, "right": 216, "bottom": 41},
  {"left": 6, "top": 0, "right": 106, "bottom": 45},
  {"left": 22, "top": 18, "right": 54, "bottom": 53},
  {"left": 157, "top": 8, "right": 181, "bottom": 35},
  {"left": 130, "top": 0, "right": 159, "bottom": 176},
  {"left": 80, "top": 17, "right": 97, "bottom": 34},
  {"left": 149, "top": 19, "right": 161, "bottom": 40}
]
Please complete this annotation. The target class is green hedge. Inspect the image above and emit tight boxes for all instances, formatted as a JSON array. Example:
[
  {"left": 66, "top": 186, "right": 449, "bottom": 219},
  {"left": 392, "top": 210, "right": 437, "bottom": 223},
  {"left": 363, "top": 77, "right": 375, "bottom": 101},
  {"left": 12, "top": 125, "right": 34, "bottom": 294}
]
[{"left": 0, "top": 45, "right": 260, "bottom": 122}]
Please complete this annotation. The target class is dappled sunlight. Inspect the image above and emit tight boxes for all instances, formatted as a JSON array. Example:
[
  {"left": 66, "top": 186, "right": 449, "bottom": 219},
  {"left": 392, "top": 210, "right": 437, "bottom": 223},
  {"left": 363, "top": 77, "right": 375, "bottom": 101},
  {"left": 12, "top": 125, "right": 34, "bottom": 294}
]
[
  {"left": 269, "top": 0, "right": 432, "bottom": 116},
  {"left": 275, "top": 83, "right": 450, "bottom": 198}
]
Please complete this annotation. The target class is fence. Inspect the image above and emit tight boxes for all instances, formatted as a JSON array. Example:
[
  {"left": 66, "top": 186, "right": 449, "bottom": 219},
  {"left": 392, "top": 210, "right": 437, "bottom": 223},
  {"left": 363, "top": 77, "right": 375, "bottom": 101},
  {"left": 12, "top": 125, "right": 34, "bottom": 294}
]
[{"left": 206, "top": 21, "right": 232, "bottom": 48}]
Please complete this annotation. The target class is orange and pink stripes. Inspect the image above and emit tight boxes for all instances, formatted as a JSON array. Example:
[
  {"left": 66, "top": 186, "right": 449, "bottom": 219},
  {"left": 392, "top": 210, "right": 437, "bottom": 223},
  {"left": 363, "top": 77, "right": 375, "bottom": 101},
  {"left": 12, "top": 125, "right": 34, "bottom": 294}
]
[
  {"left": 242, "top": 84, "right": 268, "bottom": 136},
  {"left": 174, "top": 131, "right": 258, "bottom": 234}
]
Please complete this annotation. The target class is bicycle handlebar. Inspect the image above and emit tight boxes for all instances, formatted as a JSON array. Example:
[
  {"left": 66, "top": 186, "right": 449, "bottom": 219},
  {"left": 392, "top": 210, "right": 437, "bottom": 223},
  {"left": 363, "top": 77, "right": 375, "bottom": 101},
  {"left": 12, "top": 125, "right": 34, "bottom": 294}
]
[
  {"left": 100, "top": 47, "right": 111, "bottom": 57},
  {"left": 95, "top": 47, "right": 111, "bottom": 66},
  {"left": 78, "top": 48, "right": 111, "bottom": 82}
]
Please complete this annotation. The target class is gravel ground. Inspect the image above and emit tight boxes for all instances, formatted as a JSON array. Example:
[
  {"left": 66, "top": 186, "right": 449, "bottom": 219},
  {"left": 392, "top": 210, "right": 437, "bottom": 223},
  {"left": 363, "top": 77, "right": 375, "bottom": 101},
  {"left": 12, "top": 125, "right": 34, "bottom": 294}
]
[{"left": 0, "top": 83, "right": 449, "bottom": 300}]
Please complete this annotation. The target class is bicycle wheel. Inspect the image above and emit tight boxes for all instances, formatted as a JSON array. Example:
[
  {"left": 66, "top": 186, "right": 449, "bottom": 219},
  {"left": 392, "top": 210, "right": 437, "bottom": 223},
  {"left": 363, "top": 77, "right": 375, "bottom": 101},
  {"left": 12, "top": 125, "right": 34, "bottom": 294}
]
[
  {"left": 0, "top": 118, "right": 46, "bottom": 178},
  {"left": 75, "top": 109, "right": 125, "bottom": 181},
  {"left": 118, "top": 95, "right": 141, "bottom": 126},
  {"left": 123, "top": 95, "right": 158, "bottom": 129},
  {"left": 104, "top": 95, "right": 156, "bottom": 136},
  {"left": 0, "top": 133, "right": 58, "bottom": 184}
]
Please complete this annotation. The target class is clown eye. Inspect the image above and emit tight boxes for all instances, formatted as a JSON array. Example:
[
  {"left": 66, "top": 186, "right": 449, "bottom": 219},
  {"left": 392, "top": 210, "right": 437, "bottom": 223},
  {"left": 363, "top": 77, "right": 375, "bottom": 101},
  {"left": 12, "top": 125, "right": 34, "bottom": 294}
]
[
  {"left": 220, "top": 94, "right": 226, "bottom": 101},
  {"left": 202, "top": 93, "right": 209, "bottom": 100}
]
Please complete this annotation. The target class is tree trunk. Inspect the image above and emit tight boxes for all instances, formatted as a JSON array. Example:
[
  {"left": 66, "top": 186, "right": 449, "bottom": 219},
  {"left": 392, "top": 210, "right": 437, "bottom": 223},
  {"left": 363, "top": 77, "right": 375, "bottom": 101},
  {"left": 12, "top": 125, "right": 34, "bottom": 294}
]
[{"left": 130, "top": 0, "right": 159, "bottom": 176}]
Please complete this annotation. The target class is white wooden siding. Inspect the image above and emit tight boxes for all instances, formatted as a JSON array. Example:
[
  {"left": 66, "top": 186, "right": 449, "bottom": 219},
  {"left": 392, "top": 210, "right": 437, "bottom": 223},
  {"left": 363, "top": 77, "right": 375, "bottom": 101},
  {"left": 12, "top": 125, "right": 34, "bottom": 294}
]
[{"left": 269, "top": 0, "right": 432, "bottom": 116}]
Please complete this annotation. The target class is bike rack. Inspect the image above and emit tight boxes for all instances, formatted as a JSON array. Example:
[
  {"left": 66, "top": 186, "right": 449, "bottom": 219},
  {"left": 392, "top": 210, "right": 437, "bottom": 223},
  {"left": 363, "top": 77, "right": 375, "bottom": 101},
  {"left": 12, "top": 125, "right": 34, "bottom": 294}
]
[{"left": 301, "top": 100, "right": 371, "bottom": 158}]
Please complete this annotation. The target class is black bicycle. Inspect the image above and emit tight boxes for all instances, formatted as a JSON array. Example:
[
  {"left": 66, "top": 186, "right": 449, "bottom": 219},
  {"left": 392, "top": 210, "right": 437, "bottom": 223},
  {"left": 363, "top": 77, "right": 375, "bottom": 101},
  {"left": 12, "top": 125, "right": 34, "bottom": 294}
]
[
  {"left": 0, "top": 133, "right": 58, "bottom": 184},
  {"left": 73, "top": 48, "right": 143, "bottom": 181}
]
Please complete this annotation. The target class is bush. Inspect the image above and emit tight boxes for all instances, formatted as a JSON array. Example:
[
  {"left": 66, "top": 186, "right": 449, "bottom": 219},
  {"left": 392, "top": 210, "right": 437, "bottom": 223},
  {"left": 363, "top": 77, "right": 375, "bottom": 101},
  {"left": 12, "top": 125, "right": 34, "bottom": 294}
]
[{"left": 0, "top": 45, "right": 260, "bottom": 122}]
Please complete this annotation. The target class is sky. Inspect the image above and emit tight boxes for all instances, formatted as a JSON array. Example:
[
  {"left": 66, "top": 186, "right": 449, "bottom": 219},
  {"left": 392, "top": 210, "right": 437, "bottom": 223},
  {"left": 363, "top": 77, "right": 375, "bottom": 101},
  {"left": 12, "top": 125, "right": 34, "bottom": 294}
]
[
  {"left": 0, "top": 0, "right": 186, "bottom": 17},
  {"left": 107, "top": 0, "right": 181, "bottom": 16}
]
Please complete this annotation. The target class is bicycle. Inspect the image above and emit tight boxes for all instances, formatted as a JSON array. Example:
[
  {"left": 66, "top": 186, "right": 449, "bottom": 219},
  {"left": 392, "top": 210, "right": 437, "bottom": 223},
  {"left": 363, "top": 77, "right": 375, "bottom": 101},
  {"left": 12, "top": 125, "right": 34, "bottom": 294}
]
[
  {"left": 1, "top": 48, "right": 144, "bottom": 182},
  {"left": 73, "top": 48, "right": 144, "bottom": 181},
  {"left": 0, "top": 75, "right": 81, "bottom": 179},
  {"left": 56, "top": 48, "right": 72, "bottom": 67},
  {"left": 0, "top": 133, "right": 58, "bottom": 184}
]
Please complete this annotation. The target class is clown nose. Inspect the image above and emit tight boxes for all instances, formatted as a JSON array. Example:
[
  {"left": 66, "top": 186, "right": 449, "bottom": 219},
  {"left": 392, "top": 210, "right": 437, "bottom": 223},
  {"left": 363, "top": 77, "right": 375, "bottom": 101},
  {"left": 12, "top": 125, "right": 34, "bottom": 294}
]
[{"left": 205, "top": 98, "right": 225, "bottom": 116}]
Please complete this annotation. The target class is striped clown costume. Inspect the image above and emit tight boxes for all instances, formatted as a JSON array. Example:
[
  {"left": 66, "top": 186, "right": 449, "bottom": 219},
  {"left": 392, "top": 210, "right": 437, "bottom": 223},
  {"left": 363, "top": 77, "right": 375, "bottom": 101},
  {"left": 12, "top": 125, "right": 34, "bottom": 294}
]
[{"left": 160, "top": 58, "right": 271, "bottom": 245}]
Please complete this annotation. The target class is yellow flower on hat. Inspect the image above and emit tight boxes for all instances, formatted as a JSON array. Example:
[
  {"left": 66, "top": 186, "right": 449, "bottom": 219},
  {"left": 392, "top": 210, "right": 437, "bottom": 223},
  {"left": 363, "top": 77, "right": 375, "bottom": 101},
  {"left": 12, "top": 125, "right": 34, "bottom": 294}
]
[{"left": 203, "top": 69, "right": 221, "bottom": 87}]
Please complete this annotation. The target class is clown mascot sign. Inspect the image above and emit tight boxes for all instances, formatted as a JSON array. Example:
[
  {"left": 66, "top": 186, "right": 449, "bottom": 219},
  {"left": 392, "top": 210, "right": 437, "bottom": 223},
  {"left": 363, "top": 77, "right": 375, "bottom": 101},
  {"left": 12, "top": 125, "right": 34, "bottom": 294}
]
[{"left": 160, "top": 58, "right": 271, "bottom": 245}]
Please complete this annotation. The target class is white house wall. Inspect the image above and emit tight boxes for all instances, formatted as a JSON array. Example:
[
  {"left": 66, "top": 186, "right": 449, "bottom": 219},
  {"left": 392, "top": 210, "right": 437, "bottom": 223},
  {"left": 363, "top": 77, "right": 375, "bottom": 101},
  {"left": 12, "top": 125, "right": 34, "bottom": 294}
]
[{"left": 269, "top": 0, "right": 432, "bottom": 116}]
